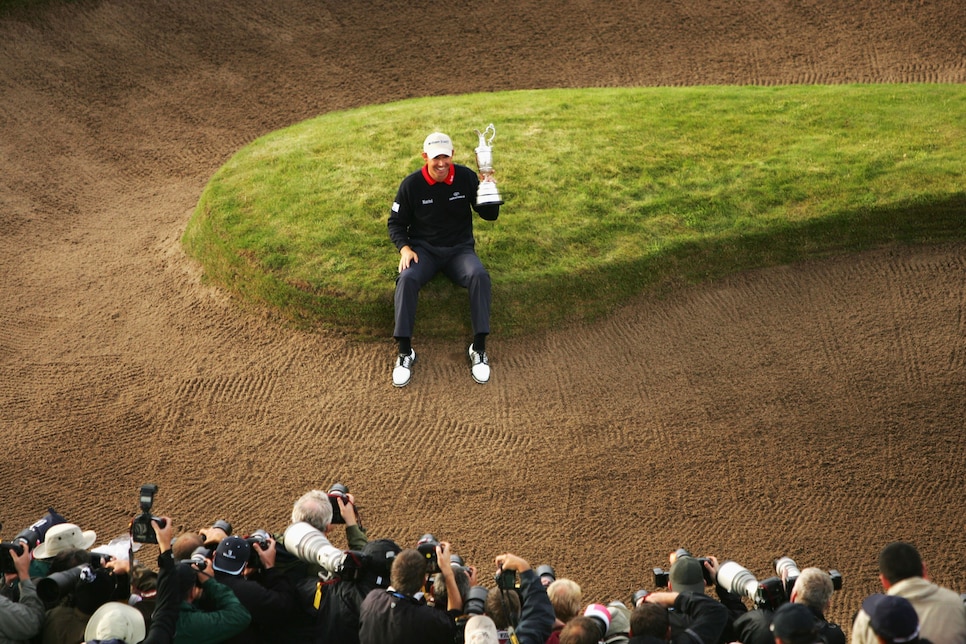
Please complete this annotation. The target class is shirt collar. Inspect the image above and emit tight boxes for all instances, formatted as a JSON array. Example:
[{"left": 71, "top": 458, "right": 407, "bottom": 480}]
[{"left": 421, "top": 163, "right": 455, "bottom": 185}]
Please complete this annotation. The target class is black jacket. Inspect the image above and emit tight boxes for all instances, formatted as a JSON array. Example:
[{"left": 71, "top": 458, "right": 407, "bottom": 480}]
[{"left": 358, "top": 589, "right": 457, "bottom": 644}]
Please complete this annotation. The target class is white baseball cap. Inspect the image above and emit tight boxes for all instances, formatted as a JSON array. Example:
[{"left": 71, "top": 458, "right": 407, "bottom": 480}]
[{"left": 423, "top": 132, "right": 453, "bottom": 158}]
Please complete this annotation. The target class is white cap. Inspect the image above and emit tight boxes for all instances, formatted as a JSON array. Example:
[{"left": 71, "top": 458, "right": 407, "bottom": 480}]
[
  {"left": 84, "top": 601, "right": 146, "bottom": 643},
  {"left": 464, "top": 615, "right": 500, "bottom": 643},
  {"left": 423, "top": 132, "right": 453, "bottom": 158},
  {"left": 33, "top": 523, "right": 97, "bottom": 559}
]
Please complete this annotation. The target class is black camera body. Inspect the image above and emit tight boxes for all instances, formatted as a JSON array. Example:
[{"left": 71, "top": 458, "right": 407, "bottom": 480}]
[
  {"left": 130, "top": 484, "right": 166, "bottom": 544},
  {"left": 328, "top": 483, "right": 350, "bottom": 525},
  {"left": 245, "top": 530, "right": 271, "bottom": 567},
  {"left": 495, "top": 568, "right": 517, "bottom": 590},
  {"left": 189, "top": 546, "right": 212, "bottom": 571},
  {"left": 416, "top": 533, "right": 440, "bottom": 574},
  {"left": 755, "top": 576, "right": 787, "bottom": 611}
]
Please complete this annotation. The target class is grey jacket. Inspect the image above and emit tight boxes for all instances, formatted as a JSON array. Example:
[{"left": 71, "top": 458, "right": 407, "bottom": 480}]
[{"left": 0, "top": 578, "right": 45, "bottom": 644}]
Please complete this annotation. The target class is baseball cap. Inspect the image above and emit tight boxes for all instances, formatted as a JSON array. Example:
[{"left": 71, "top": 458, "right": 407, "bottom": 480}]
[
  {"left": 669, "top": 556, "right": 705, "bottom": 594},
  {"left": 606, "top": 600, "right": 631, "bottom": 639},
  {"left": 863, "top": 594, "right": 921, "bottom": 643},
  {"left": 84, "top": 601, "right": 146, "bottom": 644},
  {"left": 362, "top": 538, "right": 401, "bottom": 587},
  {"left": 423, "top": 132, "right": 453, "bottom": 158},
  {"left": 771, "top": 602, "right": 818, "bottom": 644},
  {"left": 464, "top": 614, "right": 500, "bottom": 644},
  {"left": 212, "top": 535, "right": 250, "bottom": 575}
]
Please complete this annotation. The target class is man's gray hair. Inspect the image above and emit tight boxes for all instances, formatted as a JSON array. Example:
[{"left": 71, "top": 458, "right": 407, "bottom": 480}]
[
  {"left": 291, "top": 489, "right": 333, "bottom": 531},
  {"left": 792, "top": 567, "right": 834, "bottom": 610}
]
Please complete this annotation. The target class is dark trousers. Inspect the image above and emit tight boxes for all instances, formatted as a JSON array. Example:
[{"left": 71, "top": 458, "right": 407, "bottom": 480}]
[{"left": 393, "top": 241, "right": 491, "bottom": 339}]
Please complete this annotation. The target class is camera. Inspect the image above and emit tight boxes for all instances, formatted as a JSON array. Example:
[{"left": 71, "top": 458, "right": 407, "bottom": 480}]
[
  {"left": 188, "top": 545, "right": 212, "bottom": 571},
  {"left": 495, "top": 567, "right": 517, "bottom": 590},
  {"left": 0, "top": 508, "right": 66, "bottom": 574},
  {"left": 653, "top": 548, "right": 714, "bottom": 587},
  {"left": 632, "top": 589, "right": 650, "bottom": 606},
  {"left": 416, "top": 533, "right": 440, "bottom": 574},
  {"left": 773, "top": 557, "right": 843, "bottom": 596},
  {"left": 465, "top": 585, "right": 489, "bottom": 615},
  {"left": 198, "top": 519, "right": 233, "bottom": 546},
  {"left": 716, "top": 560, "right": 787, "bottom": 611},
  {"left": 36, "top": 563, "right": 99, "bottom": 603},
  {"left": 774, "top": 556, "right": 801, "bottom": 596},
  {"left": 245, "top": 529, "right": 272, "bottom": 567},
  {"left": 336, "top": 549, "right": 370, "bottom": 581},
  {"left": 328, "top": 483, "right": 351, "bottom": 525},
  {"left": 129, "top": 484, "right": 166, "bottom": 544},
  {"left": 717, "top": 561, "right": 765, "bottom": 603}
]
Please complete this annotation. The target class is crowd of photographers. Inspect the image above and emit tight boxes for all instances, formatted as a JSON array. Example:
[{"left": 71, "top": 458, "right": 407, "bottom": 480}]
[{"left": 1, "top": 484, "right": 965, "bottom": 644}]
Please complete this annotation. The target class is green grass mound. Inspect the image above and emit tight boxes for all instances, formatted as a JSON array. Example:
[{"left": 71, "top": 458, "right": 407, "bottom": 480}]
[{"left": 183, "top": 85, "right": 966, "bottom": 339}]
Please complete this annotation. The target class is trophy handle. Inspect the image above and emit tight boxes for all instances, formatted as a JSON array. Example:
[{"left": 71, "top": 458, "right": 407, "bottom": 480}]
[{"left": 475, "top": 123, "right": 496, "bottom": 149}]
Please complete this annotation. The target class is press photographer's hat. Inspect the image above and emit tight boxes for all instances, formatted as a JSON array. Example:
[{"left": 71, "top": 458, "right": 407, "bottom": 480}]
[
  {"left": 464, "top": 614, "right": 500, "bottom": 644},
  {"left": 771, "top": 602, "right": 818, "bottom": 644},
  {"left": 606, "top": 600, "right": 631, "bottom": 639},
  {"left": 863, "top": 594, "right": 921, "bottom": 643},
  {"left": 212, "top": 535, "right": 250, "bottom": 575},
  {"left": 33, "top": 522, "right": 97, "bottom": 559},
  {"left": 669, "top": 555, "right": 705, "bottom": 594},
  {"left": 362, "top": 538, "right": 401, "bottom": 587},
  {"left": 84, "top": 600, "right": 146, "bottom": 644},
  {"left": 423, "top": 132, "right": 453, "bottom": 158}
]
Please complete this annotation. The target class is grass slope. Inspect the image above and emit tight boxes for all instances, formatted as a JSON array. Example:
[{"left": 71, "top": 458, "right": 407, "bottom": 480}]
[{"left": 183, "top": 85, "right": 966, "bottom": 339}]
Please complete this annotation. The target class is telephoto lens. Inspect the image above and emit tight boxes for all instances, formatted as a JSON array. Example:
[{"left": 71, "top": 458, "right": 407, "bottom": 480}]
[
  {"left": 774, "top": 557, "right": 801, "bottom": 595},
  {"left": 716, "top": 561, "right": 760, "bottom": 599},
  {"left": 465, "top": 585, "right": 489, "bottom": 615},
  {"left": 37, "top": 564, "right": 95, "bottom": 603}
]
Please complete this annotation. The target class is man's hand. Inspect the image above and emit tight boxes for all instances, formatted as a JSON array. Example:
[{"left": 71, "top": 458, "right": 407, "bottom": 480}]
[
  {"left": 704, "top": 555, "right": 720, "bottom": 585},
  {"left": 153, "top": 516, "right": 175, "bottom": 554},
  {"left": 436, "top": 541, "right": 463, "bottom": 613},
  {"left": 494, "top": 553, "right": 531, "bottom": 573},
  {"left": 336, "top": 495, "right": 357, "bottom": 527},
  {"left": 11, "top": 544, "right": 31, "bottom": 581},
  {"left": 644, "top": 591, "right": 679, "bottom": 607},
  {"left": 436, "top": 541, "right": 455, "bottom": 579},
  {"left": 255, "top": 536, "right": 277, "bottom": 569},
  {"left": 398, "top": 246, "right": 418, "bottom": 272},
  {"left": 106, "top": 558, "right": 131, "bottom": 576}
]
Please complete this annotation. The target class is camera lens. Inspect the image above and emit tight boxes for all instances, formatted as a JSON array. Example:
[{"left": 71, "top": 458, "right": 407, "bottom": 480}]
[{"left": 716, "top": 561, "right": 760, "bottom": 599}]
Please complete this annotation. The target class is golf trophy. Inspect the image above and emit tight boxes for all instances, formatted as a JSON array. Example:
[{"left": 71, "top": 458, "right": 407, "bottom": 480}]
[{"left": 474, "top": 123, "right": 504, "bottom": 206}]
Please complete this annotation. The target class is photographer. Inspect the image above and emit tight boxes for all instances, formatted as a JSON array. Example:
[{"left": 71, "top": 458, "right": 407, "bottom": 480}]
[
  {"left": 632, "top": 591, "right": 728, "bottom": 644},
  {"left": 358, "top": 542, "right": 462, "bottom": 644},
  {"left": 172, "top": 549, "right": 251, "bottom": 643},
  {"left": 316, "top": 538, "right": 401, "bottom": 644},
  {"left": 0, "top": 539, "right": 44, "bottom": 644},
  {"left": 41, "top": 549, "right": 132, "bottom": 644},
  {"left": 82, "top": 515, "right": 180, "bottom": 644},
  {"left": 851, "top": 542, "right": 966, "bottom": 644},
  {"left": 279, "top": 488, "right": 369, "bottom": 640},
  {"left": 482, "top": 553, "right": 555, "bottom": 644},
  {"left": 209, "top": 533, "right": 297, "bottom": 643},
  {"left": 731, "top": 567, "right": 844, "bottom": 644}
]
